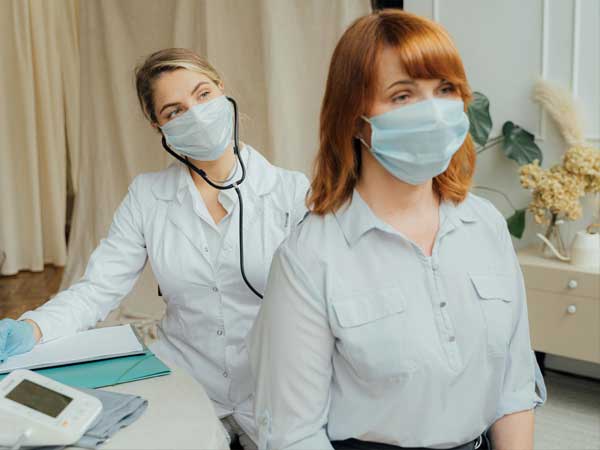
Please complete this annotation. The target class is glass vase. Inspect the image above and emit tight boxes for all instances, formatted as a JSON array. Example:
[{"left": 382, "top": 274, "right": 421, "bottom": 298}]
[{"left": 541, "top": 214, "right": 568, "bottom": 259}]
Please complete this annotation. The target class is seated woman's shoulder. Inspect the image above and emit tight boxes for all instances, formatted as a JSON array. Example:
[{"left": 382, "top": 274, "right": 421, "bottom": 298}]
[
  {"left": 128, "top": 163, "right": 181, "bottom": 204},
  {"left": 247, "top": 146, "right": 309, "bottom": 192}
]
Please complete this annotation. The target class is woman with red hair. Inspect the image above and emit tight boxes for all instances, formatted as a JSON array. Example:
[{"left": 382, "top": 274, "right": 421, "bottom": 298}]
[{"left": 249, "top": 10, "right": 546, "bottom": 450}]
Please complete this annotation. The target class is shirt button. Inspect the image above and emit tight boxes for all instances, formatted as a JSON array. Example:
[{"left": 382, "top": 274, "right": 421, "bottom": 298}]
[
  {"left": 448, "top": 336, "right": 456, "bottom": 342},
  {"left": 217, "top": 330, "right": 224, "bottom": 336},
  {"left": 212, "top": 287, "right": 219, "bottom": 292},
  {"left": 432, "top": 263, "right": 440, "bottom": 271},
  {"left": 222, "top": 371, "right": 228, "bottom": 378},
  {"left": 440, "top": 302, "right": 447, "bottom": 308}
]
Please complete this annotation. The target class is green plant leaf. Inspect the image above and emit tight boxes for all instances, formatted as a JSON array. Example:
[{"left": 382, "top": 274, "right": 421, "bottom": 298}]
[
  {"left": 507, "top": 208, "right": 526, "bottom": 239},
  {"left": 467, "top": 92, "right": 493, "bottom": 146},
  {"left": 502, "top": 121, "right": 543, "bottom": 165}
]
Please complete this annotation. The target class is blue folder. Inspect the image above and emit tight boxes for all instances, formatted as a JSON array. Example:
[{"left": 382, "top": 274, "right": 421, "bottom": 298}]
[{"left": 0, "top": 348, "right": 171, "bottom": 389}]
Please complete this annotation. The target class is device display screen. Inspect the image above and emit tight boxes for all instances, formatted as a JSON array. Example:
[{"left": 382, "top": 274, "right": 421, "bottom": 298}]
[{"left": 5, "top": 379, "right": 73, "bottom": 418}]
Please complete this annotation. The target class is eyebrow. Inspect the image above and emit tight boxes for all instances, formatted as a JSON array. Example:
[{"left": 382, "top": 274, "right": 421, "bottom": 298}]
[
  {"left": 386, "top": 79, "right": 415, "bottom": 91},
  {"left": 158, "top": 81, "right": 209, "bottom": 115}
]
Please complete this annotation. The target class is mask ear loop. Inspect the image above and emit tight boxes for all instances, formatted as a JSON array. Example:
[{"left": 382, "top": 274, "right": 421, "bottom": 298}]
[
  {"left": 355, "top": 135, "right": 370, "bottom": 150},
  {"left": 354, "top": 115, "right": 373, "bottom": 150},
  {"left": 159, "top": 97, "right": 263, "bottom": 300}
]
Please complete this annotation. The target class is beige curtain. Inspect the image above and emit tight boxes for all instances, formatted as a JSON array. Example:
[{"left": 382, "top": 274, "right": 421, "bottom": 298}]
[
  {"left": 0, "top": 0, "right": 79, "bottom": 276},
  {"left": 258, "top": 0, "right": 370, "bottom": 173},
  {"left": 57, "top": 0, "right": 370, "bottom": 319}
]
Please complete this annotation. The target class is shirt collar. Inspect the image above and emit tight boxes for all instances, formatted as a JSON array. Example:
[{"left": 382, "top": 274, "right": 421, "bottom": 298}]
[
  {"left": 335, "top": 190, "right": 478, "bottom": 247},
  {"left": 151, "top": 144, "right": 278, "bottom": 203},
  {"left": 441, "top": 195, "right": 478, "bottom": 228},
  {"left": 334, "top": 190, "right": 383, "bottom": 247}
]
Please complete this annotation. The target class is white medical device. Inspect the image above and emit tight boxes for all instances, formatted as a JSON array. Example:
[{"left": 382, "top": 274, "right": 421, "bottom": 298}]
[{"left": 0, "top": 370, "right": 102, "bottom": 447}]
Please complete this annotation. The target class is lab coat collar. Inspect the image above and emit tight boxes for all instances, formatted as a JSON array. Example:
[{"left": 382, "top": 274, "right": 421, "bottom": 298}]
[
  {"left": 335, "top": 190, "right": 477, "bottom": 247},
  {"left": 151, "top": 144, "right": 278, "bottom": 203}
]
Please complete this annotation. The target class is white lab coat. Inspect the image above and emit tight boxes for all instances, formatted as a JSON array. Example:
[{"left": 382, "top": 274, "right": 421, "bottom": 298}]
[{"left": 21, "top": 145, "right": 309, "bottom": 440}]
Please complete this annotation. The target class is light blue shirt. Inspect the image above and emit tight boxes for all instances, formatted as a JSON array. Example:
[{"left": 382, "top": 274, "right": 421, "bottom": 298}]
[{"left": 249, "top": 190, "right": 547, "bottom": 450}]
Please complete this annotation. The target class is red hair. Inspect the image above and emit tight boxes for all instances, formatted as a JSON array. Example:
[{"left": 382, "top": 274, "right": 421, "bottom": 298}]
[{"left": 309, "top": 10, "right": 476, "bottom": 214}]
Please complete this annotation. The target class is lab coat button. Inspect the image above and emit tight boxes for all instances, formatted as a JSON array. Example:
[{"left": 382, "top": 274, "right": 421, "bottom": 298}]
[
  {"left": 217, "top": 330, "right": 224, "bottom": 336},
  {"left": 204, "top": 246, "right": 209, "bottom": 253},
  {"left": 440, "top": 302, "right": 447, "bottom": 308},
  {"left": 222, "top": 371, "right": 228, "bottom": 378},
  {"left": 432, "top": 263, "right": 440, "bottom": 271},
  {"left": 448, "top": 335, "right": 456, "bottom": 342},
  {"left": 212, "top": 287, "right": 219, "bottom": 292}
]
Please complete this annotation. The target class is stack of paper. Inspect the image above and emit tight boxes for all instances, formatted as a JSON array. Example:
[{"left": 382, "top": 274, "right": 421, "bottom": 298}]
[{"left": 0, "top": 324, "right": 144, "bottom": 374}]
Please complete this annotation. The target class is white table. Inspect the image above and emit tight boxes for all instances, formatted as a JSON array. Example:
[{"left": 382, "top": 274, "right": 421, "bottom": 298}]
[{"left": 70, "top": 366, "right": 229, "bottom": 450}]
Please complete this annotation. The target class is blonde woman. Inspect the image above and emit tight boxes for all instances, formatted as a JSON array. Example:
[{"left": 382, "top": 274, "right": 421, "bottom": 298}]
[{"left": 0, "top": 48, "right": 309, "bottom": 449}]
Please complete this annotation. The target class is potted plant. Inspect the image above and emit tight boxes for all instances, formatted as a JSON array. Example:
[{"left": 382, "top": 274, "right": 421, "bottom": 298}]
[
  {"left": 467, "top": 79, "right": 599, "bottom": 249},
  {"left": 466, "top": 91, "right": 542, "bottom": 238}
]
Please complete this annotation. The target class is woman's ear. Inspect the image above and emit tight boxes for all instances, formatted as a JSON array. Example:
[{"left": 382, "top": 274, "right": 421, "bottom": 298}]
[{"left": 355, "top": 118, "right": 371, "bottom": 147}]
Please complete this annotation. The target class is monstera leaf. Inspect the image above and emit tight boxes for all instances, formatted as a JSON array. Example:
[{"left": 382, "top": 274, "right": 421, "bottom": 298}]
[
  {"left": 506, "top": 208, "right": 526, "bottom": 239},
  {"left": 467, "top": 92, "right": 493, "bottom": 146},
  {"left": 502, "top": 121, "right": 543, "bottom": 165}
]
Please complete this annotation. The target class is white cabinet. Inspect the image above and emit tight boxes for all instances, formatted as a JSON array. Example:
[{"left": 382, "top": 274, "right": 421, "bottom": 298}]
[{"left": 518, "top": 246, "right": 600, "bottom": 364}]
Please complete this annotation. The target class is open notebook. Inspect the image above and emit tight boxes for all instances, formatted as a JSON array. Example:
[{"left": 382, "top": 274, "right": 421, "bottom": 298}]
[
  {"left": 0, "top": 325, "right": 171, "bottom": 388},
  {"left": 0, "top": 324, "right": 144, "bottom": 374}
]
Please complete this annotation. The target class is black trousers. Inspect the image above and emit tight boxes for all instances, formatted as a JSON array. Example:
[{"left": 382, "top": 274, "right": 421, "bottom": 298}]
[{"left": 331, "top": 432, "right": 491, "bottom": 450}]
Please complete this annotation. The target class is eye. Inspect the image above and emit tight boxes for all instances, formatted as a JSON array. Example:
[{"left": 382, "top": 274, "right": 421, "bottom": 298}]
[
  {"left": 391, "top": 92, "right": 411, "bottom": 104},
  {"left": 197, "top": 90, "right": 211, "bottom": 101},
  {"left": 439, "top": 83, "right": 456, "bottom": 95},
  {"left": 166, "top": 107, "right": 181, "bottom": 120}
]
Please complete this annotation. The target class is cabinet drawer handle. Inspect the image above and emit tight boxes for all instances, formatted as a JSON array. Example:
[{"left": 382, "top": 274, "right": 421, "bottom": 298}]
[
  {"left": 567, "top": 304, "right": 577, "bottom": 314},
  {"left": 567, "top": 279, "right": 578, "bottom": 289}
]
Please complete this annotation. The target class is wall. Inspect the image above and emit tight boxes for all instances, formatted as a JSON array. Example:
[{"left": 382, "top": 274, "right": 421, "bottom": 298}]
[{"left": 404, "top": 0, "right": 600, "bottom": 378}]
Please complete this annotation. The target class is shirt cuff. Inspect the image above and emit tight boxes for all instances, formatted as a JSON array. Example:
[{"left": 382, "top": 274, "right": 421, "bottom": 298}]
[{"left": 494, "top": 351, "right": 547, "bottom": 421}]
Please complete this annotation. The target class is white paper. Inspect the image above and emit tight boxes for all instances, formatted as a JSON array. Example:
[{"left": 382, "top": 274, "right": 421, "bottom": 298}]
[{"left": 0, "top": 324, "right": 144, "bottom": 374}]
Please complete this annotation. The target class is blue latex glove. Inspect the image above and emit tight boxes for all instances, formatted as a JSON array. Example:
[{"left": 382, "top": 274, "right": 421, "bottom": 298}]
[{"left": 0, "top": 319, "right": 37, "bottom": 363}]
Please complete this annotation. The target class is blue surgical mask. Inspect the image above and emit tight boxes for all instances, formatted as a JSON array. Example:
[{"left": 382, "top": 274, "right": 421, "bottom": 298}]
[
  {"left": 359, "top": 98, "right": 469, "bottom": 185},
  {"left": 160, "top": 95, "right": 233, "bottom": 161}
]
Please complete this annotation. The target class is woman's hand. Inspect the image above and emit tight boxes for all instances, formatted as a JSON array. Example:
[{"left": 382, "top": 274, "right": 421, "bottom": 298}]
[{"left": 0, "top": 318, "right": 41, "bottom": 363}]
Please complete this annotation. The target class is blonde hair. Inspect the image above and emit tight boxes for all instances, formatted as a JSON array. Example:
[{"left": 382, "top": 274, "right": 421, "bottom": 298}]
[{"left": 134, "top": 48, "right": 222, "bottom": 124}]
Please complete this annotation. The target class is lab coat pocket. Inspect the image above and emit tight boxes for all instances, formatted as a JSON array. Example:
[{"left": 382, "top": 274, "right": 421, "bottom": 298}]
[
  {"left": 470, "top": 273, "right": 514, "bottom": 357},
  {"left": 332, "top": 287, "right": 417, "bottom": 382}
]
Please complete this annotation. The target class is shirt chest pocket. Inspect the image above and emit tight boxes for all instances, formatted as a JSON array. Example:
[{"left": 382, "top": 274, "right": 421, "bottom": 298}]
[
  {"left": 470, "top": 273, "right": 515, "bottom": 357},
  {"left": 331, "top": 287, "right": 417, "bottom": 383}
]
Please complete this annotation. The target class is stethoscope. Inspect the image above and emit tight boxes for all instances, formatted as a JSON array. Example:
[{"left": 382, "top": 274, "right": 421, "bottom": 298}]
[{"left": 159, "top": 96, "right": 263, "bottom": 299}]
